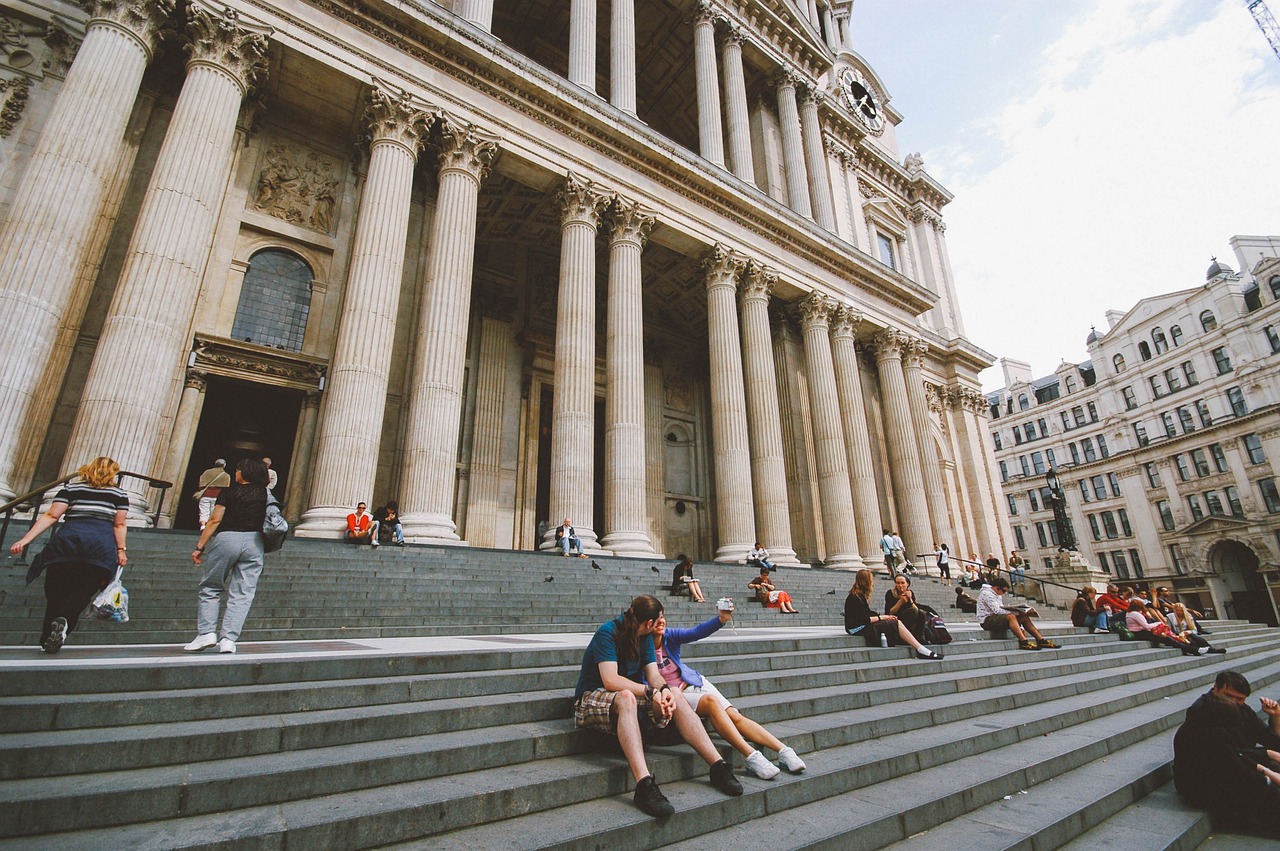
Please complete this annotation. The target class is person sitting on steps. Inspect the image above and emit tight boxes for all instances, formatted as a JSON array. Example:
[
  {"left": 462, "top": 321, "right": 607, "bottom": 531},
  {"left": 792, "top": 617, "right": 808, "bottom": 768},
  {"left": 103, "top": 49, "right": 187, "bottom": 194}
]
[
  {"left": 954, "top": 584, "right": 977, "bottom": 614},
  {"left": 670, "top": 554, "right": 706, "bottom": 603},
  {"left": 345, "top": 502, "right": 375, "bottom": 546},
  {"left": 748, "top": 567, "right": 798, "bottom": 613},
  {"left": 555, "top": 517, "right": 587, "bottom": 557},
  {"left": 746, "top": 542, "right": 774, "bottom": 572},
  {"left": 884, "top": 574, "right": 927, "bottom": 640},
  {"left": 1071, "top": 586, "right": 1111, "bottom": 634},
  {"left": 372, "top": 501, "right": 405, "bottom": 546},
  {"left": 976, "top": 576, "right": 1059, "bottom": 650},
  {"left": 844, "top": 568, "right": 943, "bottom": 660}
]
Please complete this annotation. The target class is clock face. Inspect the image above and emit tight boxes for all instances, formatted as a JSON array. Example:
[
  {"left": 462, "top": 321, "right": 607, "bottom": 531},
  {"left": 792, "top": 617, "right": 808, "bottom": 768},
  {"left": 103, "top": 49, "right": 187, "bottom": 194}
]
[{"left": 840, "top": 69, "right": 884, "bottom": 133}]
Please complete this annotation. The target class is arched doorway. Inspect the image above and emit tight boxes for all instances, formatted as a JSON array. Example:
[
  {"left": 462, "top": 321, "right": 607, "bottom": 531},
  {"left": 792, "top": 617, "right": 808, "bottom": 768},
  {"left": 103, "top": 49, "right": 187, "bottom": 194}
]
[{"left": 1208, "top": 539, "right": 1277, "bottom": 626}]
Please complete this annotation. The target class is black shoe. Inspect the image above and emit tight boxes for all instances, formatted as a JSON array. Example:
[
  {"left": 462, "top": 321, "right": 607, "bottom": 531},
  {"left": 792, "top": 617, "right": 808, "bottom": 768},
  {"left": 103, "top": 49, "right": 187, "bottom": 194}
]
[
  {"left": 634, "top": 775, "right": 675, "bottom": 817},
  {"left": 42, "top": 617, "right": 67, "bottom": 654},
  {"left": 709, "top": 759, "right": 743, "bottom": 796},
  {"left": 1208, "top": 647, "right": 1227, "bottom": 654},
  {"left": 915, "top": 647, "right": 943, "bottom": 660}
]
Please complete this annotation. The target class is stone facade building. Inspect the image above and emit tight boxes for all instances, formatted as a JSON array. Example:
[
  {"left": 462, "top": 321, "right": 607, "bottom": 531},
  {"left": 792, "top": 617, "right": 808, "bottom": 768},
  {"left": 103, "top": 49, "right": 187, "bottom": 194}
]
[
  {"left": 988, "top": 235, "right": 1280, "bottom": 623},
  {"left": 0, "top": 0, "right": 1006, "bottom": 565}
]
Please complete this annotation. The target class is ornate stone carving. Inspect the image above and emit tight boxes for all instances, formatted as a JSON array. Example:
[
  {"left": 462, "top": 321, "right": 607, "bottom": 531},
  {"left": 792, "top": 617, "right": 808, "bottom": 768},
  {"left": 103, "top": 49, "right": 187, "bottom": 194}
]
[
  {"left": 800, "top": 83, "right": 825, "bottom": 107},
  {"left": 870, "top": 327, "right": 909, "bottom": 360},
  {"left": 664, "top": 367, "right": 693, "bottom": 412},
  {"left": 796, "top": 292, "right": 835, "bottom": 329},
  {"left": 903, "top": 338, "right": 929, "bottom": 369},
  {"left": 904, "top": 151, "right": 924, "bottom": 175},
  {"left": 556, "top": 172, "right": 609, "bottom": 228},
  {"left": 85, "top": 0, "right": 173, "bottom": 58},
  {"left": 0, "top": 75, "right": 27, "bottom": 137},
  {"left": 0, "top": 11, "right": 84, "bottom": 79},
  {"left": 183, "top": 369, "right": 208, "bottom": 392},
  {"left": 607, "top": 196, "right": 656, "bottom": 246},
  {"left": 186, "top": 1, "right": 271, "bottom": 96},
  {"left": 772, "top": 67, "right": 800, "bottom": 91},
  {"left": 252, "top": 140, "right": 342, "bottom": 233},
  {"left": 701, "top": 243, "right": 745, "bottom": 291},
  {"left": 366, "top": 85, "right": 430, "bottom": 156},
  {"left": 40, "top": 18, "right": 78, "bottom": 78},
  {"left": 435, "top": 116, "right": 500, "bottom": 182},
  {"left": 829, "top": 305, "right": 862, "bottom": 339},
  {"left": 191, "top": 333, "right": 327, "bottom": 391},
  {"left": 739, "top": 262, "right": 775, "bottom": 304},
  {"left": 721, "top": 23, "right": 748, "bottom": 48},
  {"left": 924, "top": 383, "right": 944, "bottom": 414}
]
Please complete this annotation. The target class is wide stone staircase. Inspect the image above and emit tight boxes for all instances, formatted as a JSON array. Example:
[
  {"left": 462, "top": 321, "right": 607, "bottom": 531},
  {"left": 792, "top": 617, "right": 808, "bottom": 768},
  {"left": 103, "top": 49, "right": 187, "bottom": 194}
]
[{"left": 0, "top": 530, "right": 1275, "bottom": 849}]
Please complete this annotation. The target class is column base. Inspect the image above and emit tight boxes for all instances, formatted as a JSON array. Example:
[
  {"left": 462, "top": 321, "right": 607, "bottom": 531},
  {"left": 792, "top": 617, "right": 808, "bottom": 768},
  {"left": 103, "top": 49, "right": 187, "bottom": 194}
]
[
  {"left": 820, "top": 552, "right": 864, "bottom": 571},
  {"left": 767, "top": 546, "right": 803, "bottom": 566},
  {"left": 599, "top": 530, "right": 657, "bottom": 558},
  {"left": 714, "top": 543, "right": 752, "bottom": 564},
  {"left": 401, "top": 512, "right": 462, "bottom": 544},
  {"left": 295, "top": 506, "right": 354, "bottom": 539}
]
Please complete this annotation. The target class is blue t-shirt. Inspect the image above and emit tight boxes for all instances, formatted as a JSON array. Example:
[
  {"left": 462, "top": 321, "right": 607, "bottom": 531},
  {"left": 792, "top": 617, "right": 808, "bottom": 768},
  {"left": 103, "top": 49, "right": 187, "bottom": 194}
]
[{"left": 573, "top": 616, "right": 657, "bottom": 700}]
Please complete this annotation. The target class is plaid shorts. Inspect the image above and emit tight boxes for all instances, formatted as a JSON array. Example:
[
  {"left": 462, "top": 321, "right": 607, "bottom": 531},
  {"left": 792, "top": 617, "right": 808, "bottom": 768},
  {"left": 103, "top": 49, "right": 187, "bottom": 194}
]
[{"left": 574, "top": 688, "right": 660, "bottom": 734}]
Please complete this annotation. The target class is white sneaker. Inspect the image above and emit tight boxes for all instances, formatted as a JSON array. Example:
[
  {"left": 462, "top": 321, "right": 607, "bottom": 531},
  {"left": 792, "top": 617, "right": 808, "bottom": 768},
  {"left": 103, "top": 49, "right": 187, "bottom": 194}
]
[
  {"left": 1093, "top": 628, "right": 1110, "bottom": 634},
  {"left": 218, "top": 638, "right": 237, "bottom": 654},
  {"left": 745, "top": 750, "right": 781, "bottom": 780},
  {"left": 371, "top": 540, "right": 379, "bottom": 547},
  {"left": 777, "top": 746, "right": 806, "bottom": 774},
  {"left": 184, "top": 633, "right": 217, "bottom": 652}
]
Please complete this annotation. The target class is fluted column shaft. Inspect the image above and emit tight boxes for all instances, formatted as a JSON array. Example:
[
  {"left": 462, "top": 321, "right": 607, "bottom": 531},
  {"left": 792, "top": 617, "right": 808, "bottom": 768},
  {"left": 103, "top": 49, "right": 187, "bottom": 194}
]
[
  {"left": 830, "top": 308, "right": 883, "bottom": 563},
  {"left": 455, "top": 0, "right": 494, "bottom": 29},
  {"left": 546, "top": 175, "right": 609, "bottom": 549},
  {"left": 721, "top": 28, "right": 754, "bottom": 182},
  {"left": 0, "top": 0, "right": 171, "bottom": 500},
  {"left": 297, "top": 90, "right": 425, "bottom": 535},
  {"left": 704, "top": 246, "right": 753, "bottom": 561},
  {"left": 693, "top": 6, "right": 725, "bottom": 167},
  {"left": 739, "top": 266, "right": 797, "bottom": 564},
  {"left": 600, "top": 199, "right": 655, "bottom": 555},
  {"left": 798, "top": 294, "right": 860, "bottom": 569},
  {"left": 157, "top": 371, "right": 206, "bottom": 528},
  {"left": 610, "top": 0, "right": 636, "bottom": 113},
  {"left": 62, "top": 3, "right": 270, "bottom": 513},
  {"left": 902, "top": 342, "right": 952, "bottom": 544},
  {"left": 775, "top": 71, "right": 812, "bottom": 218},
  {"left": 872, "top": 329, "right": 932, "bottom": 558},
  {"left": 285, "top": 392, "right": 320, "bottom": 524},
  {"left": 799, "top": 87, "right": 836, "bottom": 229},
  {"left": 957, "top": 390, "right": 1003, "bottom": 555},
  {"left": 569, "top": 0, "right": 596, "bottom": 91}
]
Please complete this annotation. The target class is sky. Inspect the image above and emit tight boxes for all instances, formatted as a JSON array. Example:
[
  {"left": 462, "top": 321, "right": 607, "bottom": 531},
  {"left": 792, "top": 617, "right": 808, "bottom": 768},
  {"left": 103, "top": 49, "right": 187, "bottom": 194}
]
[{"left": 850, "top": 0, "right": 1280, "bottom": 390}]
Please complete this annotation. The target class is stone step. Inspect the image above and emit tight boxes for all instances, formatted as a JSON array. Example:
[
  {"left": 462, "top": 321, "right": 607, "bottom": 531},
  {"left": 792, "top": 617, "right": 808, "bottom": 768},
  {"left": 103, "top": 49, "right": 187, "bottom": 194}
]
[{"left": 1058, "top": 781, "right": 1212, "bottom": 851}]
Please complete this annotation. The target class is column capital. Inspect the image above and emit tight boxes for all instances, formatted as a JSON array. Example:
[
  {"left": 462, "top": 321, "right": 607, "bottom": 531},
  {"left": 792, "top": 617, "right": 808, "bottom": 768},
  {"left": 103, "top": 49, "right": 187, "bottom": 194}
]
[
  {"left": 796, "top": 292, "right": 835, "bottom": 330},
  {"left": 830, "top": 305, "right": 863, "bottom": 339},
  {"left": 702, "top": 243, "right": 745, "bottom": 291},
  {"left": 691, "top": 1, "right": 718, "bottom": 26},
  {"left": 435, "top": 116, "right": 500, "bottom": 183},
  {"left": 799, "top": 83, "right": 826, "bottom": 107},
  {"left": 739, "top": 262, "right": 776, "bottom": 303},
  {"left": 186, "top": 1, "right": 272, "bottom": 96},
  {"left": 183, "top": 369, "right": 208, "bottom": 392},
  {"left": 606, "top": 196, "right": 657, "bottom": 246},
  {"left": 720, "top": 22, "right": 748, "bottom": 47},
  {"left": 870, "top": 327, "right": 910, "bottom": 361},
  {"left": 924, "top": 382, "right": 945, "bottom": 415},
  {"left": 557, "top": 173, "right": 610, "bottom": 228},
  {"left": 87, "top": 0, "right": 174, "bottom": 59},
  {"left": 366, "top": 86, "right": 430, "bottom": 158},
  {"left": 773, "top": 67, "right": 800, "bottom": 91}
]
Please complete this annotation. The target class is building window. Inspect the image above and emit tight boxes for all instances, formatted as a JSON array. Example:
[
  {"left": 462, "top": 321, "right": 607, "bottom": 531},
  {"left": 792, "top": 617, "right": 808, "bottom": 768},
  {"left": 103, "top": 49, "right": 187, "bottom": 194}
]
[
  {"left": 1205, "top": 491, "right": 1225, "bottom": 516},
  {"left": 1020, "top": 456, "right": 1031, "bottom": 477},
  {"left": 1036, "top": 523, "right": 1048, "bottom": 548},
  {"left": 1066, "top": 375, "right": 1078, "bottom": 393},
  {"left": 1187, "top": 494, "right": 1204, "bottom": 522},
  {"left": 1060, "top": 412, "right": 1071, "bottom": 431},
  {"left": 1018, "top": 393, "right": 1029, "bottom": 411},
  {"left": 1170, "top": 544, "right": 1189, "bottom": 575},
  {"left": 1182, "top": 361, "right": 1198, "bottom": 386},
  {"left": 1152, "top": 327, "right": 1168, "bottom": 354},
  {"left": 1161, "top": 413, "right": 1177, "bottom": 438},
  {"left": 1129, "top": 549, "right": 1144, "bottom": 578},
  {"left": 1109, "top": 472, "right": 1122, "bottom": 497},
  {"left": 1174, "top": 454, "right": 1191, "bottom": 481},
  {"left": 1113, "top": 550, "right": 1130, "bottom": 580},
  {"left": 1201, "top": 310, "right": 1217, "bottom": 332},
  {"left": 1080, "top": 480, "right": 1092, "bottom": 503},
  {"left": 1092, "top": 475, "right": 1107, "bottom": 500},
  {"left": 1101, "top": 511, "right": 1118, "bottom": 538},
  {"left": 1177, "top": 406, "right": 1195, "bottom": 433},
  {"left": 1072, "top": 406, "right": 1086, "bottom": 427},
  {"left": 1272, "top": 275, "right": 1280, "bottom": 301},
  {"left": 1171, "top": 325, "right": 1183, "bottom": 347},
  {"left": 1007, "top": 494, "right": 1018, "bottom": 516},
  {"left": 1046, "top": 448, "right": 1057, "bottom": 467},
  {"left": 1145, "top": 462, "right": 1161, "bottom": 488},
  {"left": 1259, "top": 478, "right": 1280, "bottom": 514},
  {"left": 1244, "top": 433, "right": 1266, "bottom": 465},
  {"left": 1014, "top": 430, "right": 1023, "bottom": 445},
  {"left": 1191, "top": 448, "right": 1211, "bottom": 477},
  {"left": 1196, "top": 400, "right": 1213, "bottom": 427},
  {"left": 1069, "top": 443, "right": 1081, "bottom": 464},
  {"left": 1227, "top": 386, "right": 1249, "bottom": 417},
  {"left": 1031, "top": 451, "right": 1046, "bottom": 474},
  {"left": 1134, "top": 422, "right": 1149, "bottom": 447},
  {"left": 1213, "top": 347, "right": 1232, "bottom": 374},
  {"left": 1014, "top": 526, "right": 1026, "bottom": 549},
  {"left": 1122, "top": 386, "right": 1137, "bottom": 409},
  {"left": 1024, "top": 424, "right": 1037, "bottom": 442},
  {"left": 1210, "top": 443, "right": 1229, "bottom": 473},
  {"left": 1226, "top": 486, "right": 1244, "bottom": 518},
  {"left": 1098, "top": 551, "right": 1111, "bottom": 574},
  {"left": 1245, "top": 282, "right": 1262, "bottom": 312},
  {"left": 1087, "top": 402, "right": 1098, "bottom": 422},
  {"left": 1139, "top": 341, "right": 1152, "bottom": 361},
  {"left": 1098, "top": 435, "right": 1109, "bottom": 458},
  {"left": 876, "top": 233, "right": 896, "bottom": 269},
  {"left": 1118, "top": 508, "right": 1132, "bottom": 535},
  {"left": 1028, "top": 489, "right": 1040, "bottom": 511},
  {"left": 1113, "top": 354, "right": 1126, "bottom": 373},
  {"left": 993, "top": 432, "right": 1002, "bottom": 451},
  {"left": 1267, "top": 326, "right": 1280, "bottom": 354},
  {"left": 229, "top": 249, "right": 314, "bottom": 352},
  {"left": 1158, "top": 500, "right": 1175, "bottom": 531},
  {"left": 1082, "top": 438, "right": 1097, "bottom": 462},
  {"left": 1088, "top": 514, "right": 1101, "bottom": 541},
  {"left": 999, "top": 461, "right": 1009, "bottom": 482},
  {"left": 1164, "top": 368, "right": 1183, "bottom": 392},
  {"left": 1150, "top": 376, "right": 1165, "bottom": 399}
]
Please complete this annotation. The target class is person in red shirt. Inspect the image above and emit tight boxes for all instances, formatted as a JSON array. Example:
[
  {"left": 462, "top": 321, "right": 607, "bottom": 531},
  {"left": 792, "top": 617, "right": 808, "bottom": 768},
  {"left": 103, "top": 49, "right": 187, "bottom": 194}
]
[
  {"left": 1096, "top": 583, "right": 1127, "bottom": 625},
  {"left": 345, "top": 502, "right": 375, "bottom": 546}
]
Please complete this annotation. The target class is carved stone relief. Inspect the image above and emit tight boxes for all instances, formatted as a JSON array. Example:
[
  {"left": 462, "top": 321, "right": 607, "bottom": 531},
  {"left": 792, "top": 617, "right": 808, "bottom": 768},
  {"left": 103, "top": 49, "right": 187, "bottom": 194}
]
[{"left": 252, "top": 140, "right": 343, "bottom": 233}]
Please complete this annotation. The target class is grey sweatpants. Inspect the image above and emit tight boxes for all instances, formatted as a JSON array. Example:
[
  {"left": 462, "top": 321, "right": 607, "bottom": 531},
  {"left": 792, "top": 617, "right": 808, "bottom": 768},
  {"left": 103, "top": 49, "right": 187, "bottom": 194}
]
[{"left": 197, "top": 530, "right": 265, "bottom": 642}]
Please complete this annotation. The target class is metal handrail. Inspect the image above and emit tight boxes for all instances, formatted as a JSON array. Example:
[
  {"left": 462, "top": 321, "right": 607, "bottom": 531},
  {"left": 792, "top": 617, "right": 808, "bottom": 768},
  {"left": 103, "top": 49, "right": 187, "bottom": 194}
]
[{"left": 1, "top": 470, "right": 173, "bottom": 562}]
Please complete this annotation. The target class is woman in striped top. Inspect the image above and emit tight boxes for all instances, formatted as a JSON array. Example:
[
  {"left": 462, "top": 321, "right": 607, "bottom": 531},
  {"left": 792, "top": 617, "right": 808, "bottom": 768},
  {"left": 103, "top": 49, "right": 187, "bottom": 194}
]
[{"left": 10, "top": 457, "right": 129, "bottom": 653}]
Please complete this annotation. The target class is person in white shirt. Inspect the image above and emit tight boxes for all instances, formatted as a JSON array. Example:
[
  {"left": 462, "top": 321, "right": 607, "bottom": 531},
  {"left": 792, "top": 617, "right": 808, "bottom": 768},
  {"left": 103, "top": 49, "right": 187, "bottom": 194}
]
[
  {"left": 746, "top": 542, "right": 773, "bottom": 572},
  {"left": 976, "top": 577, "right": 1058, "bottom": 651}
]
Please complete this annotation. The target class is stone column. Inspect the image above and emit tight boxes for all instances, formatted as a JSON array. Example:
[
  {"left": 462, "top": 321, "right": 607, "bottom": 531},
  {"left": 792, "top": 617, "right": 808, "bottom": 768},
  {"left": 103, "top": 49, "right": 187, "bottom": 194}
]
[
  {"left": 774, "top": 70, "right": 812, "bottom": 218},
  {"left": 830, "top": 307, "right": 884, "bottom": 564},
  {"left": 545, "top": 175, "right": 610, "bottom": 550},
  {"left": 871, "top": 328, "right": 932, "bottom": 559},
  {"left": 902, "top": 340, "right": 952, "bottom": 545},
  {"left": 799, "top": 86, "right": 836, "bottom": 230},
  {"left": 295, "top": 89, "right": 427, "bottom": 535},
  {"left": 61, "top": 2, "right": 270, "bottom": 513},
  {"left": 955, "top": 388, "right": 1003, "bottom": 556},
  {"left": 610, "top": 0, "right": 636, "bottom": 114},
  {"left": 822, "top": 5, "right": 838, "bottom": 50},
  {"left": 703, "top": 245, "right": 754, "bottom": 561},
  {"left": 454, "top": 0, "right": 494, "bottom": 30},
  {"left": 568, "top": 0, "right": 597, "bottom": 92},
  {"left": 738, "top": 264, "right": 798, "bottom": 565},
  {"left": 399, "top": 119, "right": 499, "bottom": 542},
  {"left": 286, "top": 391, "right": 320, "bottom": 524},
  {"left": 465, "top": 315, "right": 512, "bottom": 548},
  {"left": 833, "top": 9, "right": 851, "bottom": 51},
  {"left": 692, "top": 3, "right": 725, "bottom": 167},
  {"left": 601, "top": 197, "right": 656, "bottom": 556},
  {"left": 797, "top": 294, "right": 860, "bottom": 569},
  {"left": 720, "top": 26, "right": 754, "bottom": 183},
  {"left": 0, "top": 0, "right": 172, "bottom": 501},
  {"left": 156, "top": 370, "right": 206, "bottom": 528}
]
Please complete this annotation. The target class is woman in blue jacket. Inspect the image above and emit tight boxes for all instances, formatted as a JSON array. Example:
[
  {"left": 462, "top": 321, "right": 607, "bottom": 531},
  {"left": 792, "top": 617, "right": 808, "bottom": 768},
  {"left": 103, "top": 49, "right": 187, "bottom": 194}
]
[{"left": 652, "top": 602, "right": 806, "bottom": 780}]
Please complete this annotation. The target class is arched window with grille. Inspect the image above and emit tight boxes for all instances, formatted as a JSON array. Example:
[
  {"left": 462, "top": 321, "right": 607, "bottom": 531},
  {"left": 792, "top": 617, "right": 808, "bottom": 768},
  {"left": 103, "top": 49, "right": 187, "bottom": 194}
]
[
  {"left": 1112, "top": 353, "right": 1126, "bottom": 373},
  {"left": 230, "top": 249, "right": 313, "bottom": 352},
  {"left": 1170, "top": 324, "right": 1182, "bottom": 347},
  {"left": 1200, "top": 309, "right": 1217, "bottom": 332},
  {"left": 1152, "top": 327, "right": 1168, "bottom": 354},
  {"left": 1138, "top": 341, "right": 1151, "bottom": 360}
]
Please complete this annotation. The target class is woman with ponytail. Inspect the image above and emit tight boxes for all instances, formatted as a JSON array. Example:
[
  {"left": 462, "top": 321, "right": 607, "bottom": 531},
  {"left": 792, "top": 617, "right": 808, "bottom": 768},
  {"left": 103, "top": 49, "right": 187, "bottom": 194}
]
[{"left": 574, "top": 594, "right": 744, "bottom": 817}]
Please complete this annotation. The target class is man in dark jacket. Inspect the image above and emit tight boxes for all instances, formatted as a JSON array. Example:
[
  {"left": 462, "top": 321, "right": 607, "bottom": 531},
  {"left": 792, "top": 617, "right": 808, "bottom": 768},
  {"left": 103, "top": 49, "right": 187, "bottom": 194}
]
[{"left": 1174, "top": 670, "right": 1280, "bottom": 837}]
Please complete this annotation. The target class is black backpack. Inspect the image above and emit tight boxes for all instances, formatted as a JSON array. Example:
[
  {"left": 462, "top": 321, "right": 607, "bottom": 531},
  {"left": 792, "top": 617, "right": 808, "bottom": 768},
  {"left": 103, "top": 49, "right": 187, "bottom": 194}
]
[{"left": 923, "top": 613, "right": 953, "bottom": 645}]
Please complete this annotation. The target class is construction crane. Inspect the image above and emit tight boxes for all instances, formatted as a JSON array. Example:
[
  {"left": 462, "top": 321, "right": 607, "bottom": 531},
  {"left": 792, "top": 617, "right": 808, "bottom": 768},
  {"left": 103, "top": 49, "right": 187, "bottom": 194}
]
[{"left": 1246, "top": 0, "right": 1280, "bottom": 61}]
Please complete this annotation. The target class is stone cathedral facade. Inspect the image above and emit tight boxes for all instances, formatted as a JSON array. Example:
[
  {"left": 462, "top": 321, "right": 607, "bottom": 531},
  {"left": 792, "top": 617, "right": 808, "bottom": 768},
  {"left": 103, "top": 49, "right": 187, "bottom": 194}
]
[{"left": 0, "top": 0, "right": 1010, "bottom": 565}]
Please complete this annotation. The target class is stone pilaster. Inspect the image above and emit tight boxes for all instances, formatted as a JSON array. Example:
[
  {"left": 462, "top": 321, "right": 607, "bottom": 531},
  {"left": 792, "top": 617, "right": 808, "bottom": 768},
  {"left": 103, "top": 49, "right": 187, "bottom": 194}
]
[
  {"left": 0, "top": 0, "right": 172, "bottom": 500},
  {"left": 954, "top": 387, "right": 1003, "bottom": 556},
  {"left": 610, "top": 0, "right": 636, "bottom": 114},
  {"left": 830, "top": 306, "right": 883, "bottom": 564},
  {"left": 464, "top": 316, "right": 511, "bottom": 548},
  {"left": 544, "top": 174, "right": 610, "bottom": 550},
  {"left": 399, "top": 118, "right": 499, "bottom": 542},
  {"left": 774, "top": 69, "right": 811, "bottom": 218},
  {"left": 870, "top": 328, "right": 932, "bottom": 558},
  {"left": 454, "top": 0, "right": 494, "bottom": 29},
  {"left": 286, "top": 391, "right": 320, "bottom": 524},
  {"left": 296, "top": 88, "right": 428, "bottom": 535},
  {"left": 720, "top": 27, "right": 754, "bottom": 183},
  {"left": 703, "top": 244, "right": 754, "bottom": 561},
  {"left": 902, "top": 340, "right": 952, "bottom": 545},
  {"left": 157, "top": 370, "right": 206, "bottom": 528},
  {"left": 692, "top": 3, "right": 725, "bottom": 167},
  {"left": 797, "top": 293, "right": 860, "bottom": 569},
  {"left": 739, "top": 264, "right": 798, "bottom": 565},
  {"left": 568, "top": 0, "right": 596, "bottom": 91},
  {"left": 600, "top": 197, "right": 656, "bottom": 556},
  {"left": 799, "top": 86, "right": 836, "bottom": 230},
  {"left": 61, "top": 1, "right": 270, "bottom": 515}
]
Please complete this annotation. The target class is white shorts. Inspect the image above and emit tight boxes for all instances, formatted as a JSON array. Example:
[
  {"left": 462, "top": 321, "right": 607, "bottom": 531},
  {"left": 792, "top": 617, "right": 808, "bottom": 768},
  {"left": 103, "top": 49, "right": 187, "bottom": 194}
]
[{"left": 681, "top": 677, "right": 731, "bottom": 712}]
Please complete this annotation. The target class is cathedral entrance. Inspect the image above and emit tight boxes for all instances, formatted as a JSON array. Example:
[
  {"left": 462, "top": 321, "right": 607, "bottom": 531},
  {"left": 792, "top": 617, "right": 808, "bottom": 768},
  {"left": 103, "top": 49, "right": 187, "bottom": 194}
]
[
  {"left": 532, "top": 385, "right": 605, "bottom": 548},
  {"left": 175, "top": 378, "right": 302, "bottom": 530},
  {"left": 1209, "top": 539, "right": 1277, "bottom": 626}
]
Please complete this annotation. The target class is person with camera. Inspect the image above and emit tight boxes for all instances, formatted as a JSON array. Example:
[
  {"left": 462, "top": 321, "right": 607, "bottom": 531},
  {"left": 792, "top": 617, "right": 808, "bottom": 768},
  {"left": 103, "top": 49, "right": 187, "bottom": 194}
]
[
  {"left": 883, "top": 574, "right": 927, "bottom": 640},
  {"left": 573, "top": 595, "right": 742, "bottom": 818},
  {"left": 652, "top": 597, "right": 806, "bottom": 780}
]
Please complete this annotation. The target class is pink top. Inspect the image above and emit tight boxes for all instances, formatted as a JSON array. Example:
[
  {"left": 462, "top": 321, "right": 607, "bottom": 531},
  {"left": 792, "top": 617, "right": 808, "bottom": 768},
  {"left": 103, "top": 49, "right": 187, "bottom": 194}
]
[
  {"left": 654, "top": 645, "right": 687, "bottom": 691},
  {"left": 1126, "top": 611, "right": 1160, "bottom": 632}
]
